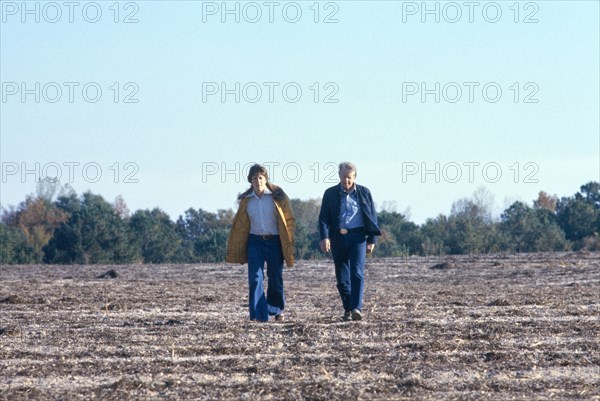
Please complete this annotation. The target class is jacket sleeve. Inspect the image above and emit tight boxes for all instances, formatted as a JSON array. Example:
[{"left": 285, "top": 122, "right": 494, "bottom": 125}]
[
  {"left": 367, "top": 200, "right": 378, "bottom": 244},
  {"left": 365, "top": 188, "right": 380, "bottom": 245},
  {"left": 276, "top": 195, "right": 296, "bottom": 267},
  {"left": 318, "top": 189, "right": 332, "bottom": 240},
  {"left": 225, "top": 199, "right": 250, "bottom": 264},
  {"left": 283, "top": 196, "right": 295, "bottom": 242}
]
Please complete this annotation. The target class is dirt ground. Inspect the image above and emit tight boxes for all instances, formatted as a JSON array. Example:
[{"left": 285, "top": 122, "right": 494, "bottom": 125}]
[{"left": 1, "top": 252, "right": 599, "bottom": 400}]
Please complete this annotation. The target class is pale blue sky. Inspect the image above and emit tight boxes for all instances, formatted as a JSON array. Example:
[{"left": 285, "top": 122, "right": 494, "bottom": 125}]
[{"left": 1, "top": 1, "right": 599, "bottom": 223}]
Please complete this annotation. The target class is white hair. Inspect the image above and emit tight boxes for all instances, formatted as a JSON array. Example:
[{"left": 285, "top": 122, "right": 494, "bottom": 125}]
[{"left": 338, "top": 162, "right": 357, "bottom": 177}]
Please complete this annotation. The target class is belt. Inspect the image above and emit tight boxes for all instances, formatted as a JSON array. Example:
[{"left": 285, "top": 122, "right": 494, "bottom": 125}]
[
  {"left": 339, "top": 227, "right": 365, "bottom": 235},
  {"left": 250, "top": 234, "right": 280, "bottom": 241}
]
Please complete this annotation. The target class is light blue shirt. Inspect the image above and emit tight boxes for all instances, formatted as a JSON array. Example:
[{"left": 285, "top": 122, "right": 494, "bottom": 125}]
[
  {"left": 246, "top": 188, "right": 279, "bottom": 235},
  {"left": 339, "top": 185, "right": 364, "bottom": 229}
]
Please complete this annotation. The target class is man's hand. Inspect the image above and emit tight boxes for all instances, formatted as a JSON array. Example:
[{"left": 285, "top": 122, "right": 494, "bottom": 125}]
[
  {"left": 366, "top": 243, "right": 375, "bottom": 254},
  {"left": 320, "top": 238, "right": 331, "bottom": 253}
]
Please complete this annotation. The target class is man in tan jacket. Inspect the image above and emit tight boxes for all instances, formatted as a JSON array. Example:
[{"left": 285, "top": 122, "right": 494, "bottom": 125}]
[{"left": 226, "top": 164, "right": 295, "bottom": 322}]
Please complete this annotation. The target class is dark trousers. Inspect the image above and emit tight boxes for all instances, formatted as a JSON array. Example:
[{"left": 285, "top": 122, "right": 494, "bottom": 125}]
[
  {"left": 247, "top": 235, "right": 285, "bottom": 321},
  {"left": 331, "top": 232, "right": 367, "bottom": 312}
]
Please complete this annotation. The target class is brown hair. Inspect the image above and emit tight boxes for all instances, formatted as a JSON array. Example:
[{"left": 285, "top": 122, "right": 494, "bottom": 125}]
[{"left": 247, "top": 163, "right": 269, "bottom": 183}]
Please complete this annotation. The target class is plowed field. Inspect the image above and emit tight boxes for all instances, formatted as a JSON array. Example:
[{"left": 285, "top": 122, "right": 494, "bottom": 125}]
[{"left": 1, "top": 252, "right": 599, "bottom": 400}]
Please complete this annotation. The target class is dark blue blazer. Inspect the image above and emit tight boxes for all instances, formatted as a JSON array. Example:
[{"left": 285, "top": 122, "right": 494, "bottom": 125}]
[{"left": 318, "top": 184, "right": 382, "bottom": 244}]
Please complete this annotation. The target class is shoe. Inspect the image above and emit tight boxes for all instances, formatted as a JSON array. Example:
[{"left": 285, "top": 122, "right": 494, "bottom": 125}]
[
  {"left": 274, "top": 314, "right": 284, "bottom": 322},
  {"left": 343, "top": 311, "right": 352, "bottom": 321},
  {"left": 351, "top": 309, "right": 362, "bottom": 321}
]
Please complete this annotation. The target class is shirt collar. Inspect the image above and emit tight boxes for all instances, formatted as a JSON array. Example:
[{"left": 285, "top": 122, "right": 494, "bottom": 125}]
[
  {"left": 339, "top": 184, "right": 356, "bottom": 195},
  {"left": 246, "top": 187, "right": 273, "bottom": 198}
]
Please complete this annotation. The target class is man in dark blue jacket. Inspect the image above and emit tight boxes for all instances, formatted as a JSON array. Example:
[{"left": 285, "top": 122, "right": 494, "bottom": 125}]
[{"left": 318, "top": 162, "right": 381, "bottom": 321}]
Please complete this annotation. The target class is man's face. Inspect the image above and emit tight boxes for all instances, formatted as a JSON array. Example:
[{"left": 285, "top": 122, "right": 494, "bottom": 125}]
[
  {"left": 251, "top": 173, "right": 267, "bottom": 193},
  {"left": 339, "top": 170, "right": 356, "bottom": 191}
]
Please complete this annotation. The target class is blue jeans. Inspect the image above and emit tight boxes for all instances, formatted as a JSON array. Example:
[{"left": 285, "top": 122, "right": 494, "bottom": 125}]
[
  {"left": 331, "top": 232, "right": 367, "bottom": 312},
  {"left": 247, "top": 234, "right": 285, "bottom": 321}
]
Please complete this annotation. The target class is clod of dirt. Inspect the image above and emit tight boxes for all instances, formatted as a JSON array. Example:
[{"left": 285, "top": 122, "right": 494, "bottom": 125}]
[
  {"left": 487, "top": 298, "right": 510, "bottom": 307},
  {"left": 155, "top": 319, "right": 184, "bottom": 326},
  {"left": 0, "top": 326, "right": 19, "bottom": 336},
  {"left": 96, "top": 270, "right": 118, "bottom": 279},
  {"left": 430, "top": 262, "right": 452, "bottom": 270},
  {"left": 0, "top": 295, "right": 20, "bottom": 304},
  {"left": 397, "top": 375, "right": 427, "bottom": 391}
]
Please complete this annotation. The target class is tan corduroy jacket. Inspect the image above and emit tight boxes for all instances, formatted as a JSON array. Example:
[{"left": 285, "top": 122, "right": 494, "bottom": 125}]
[{"left": 225, "top": 183, "right": 295, "bottom": 267}]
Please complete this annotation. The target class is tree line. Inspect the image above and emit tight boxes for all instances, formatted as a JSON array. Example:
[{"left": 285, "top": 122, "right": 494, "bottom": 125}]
[{"left": 1, "top": 181, "right": 599, "bottom": 264}]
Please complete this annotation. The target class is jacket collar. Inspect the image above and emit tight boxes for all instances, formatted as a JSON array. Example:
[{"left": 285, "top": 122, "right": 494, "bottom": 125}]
[
  {"left": 245, "top": 187, "right": 273, "bottom": 198},
  {"left": 239, "top": 183, "right": 285, "bottom": 201},
  {"left": 339, "top": 183, "right": 357, "bottom": 195}
]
